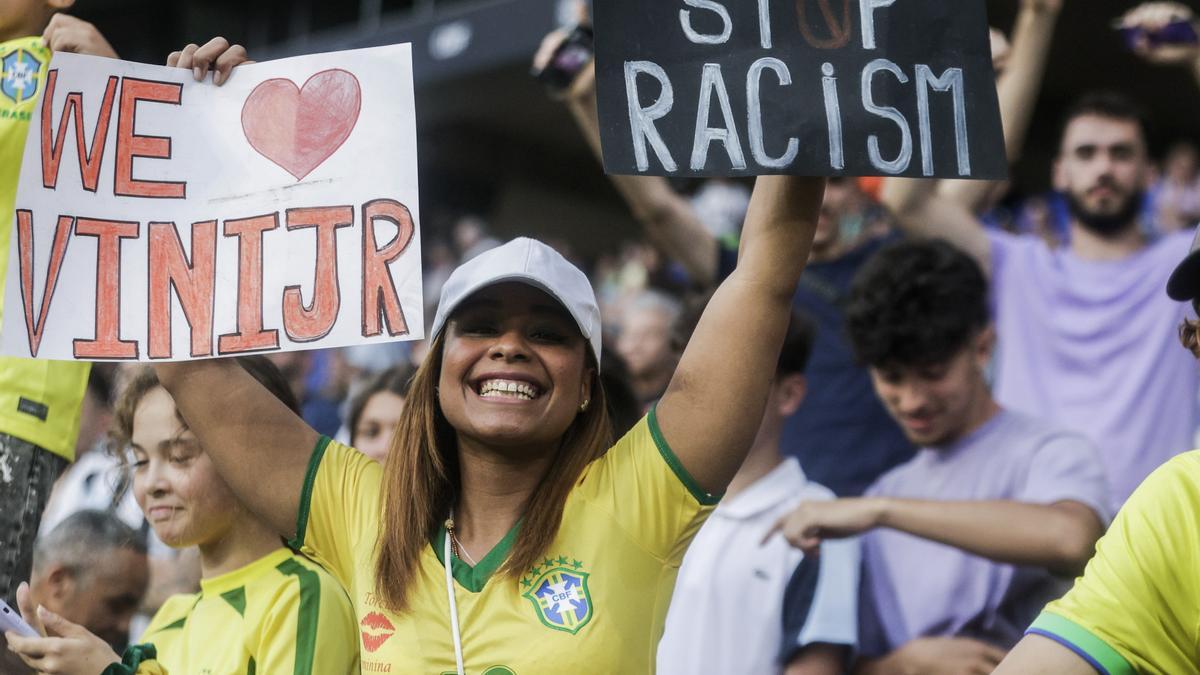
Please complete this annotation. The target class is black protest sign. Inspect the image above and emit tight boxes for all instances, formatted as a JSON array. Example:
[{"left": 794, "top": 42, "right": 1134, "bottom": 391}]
[{"left": 593, "top": 0, "right": 1006, "bottom": 179}]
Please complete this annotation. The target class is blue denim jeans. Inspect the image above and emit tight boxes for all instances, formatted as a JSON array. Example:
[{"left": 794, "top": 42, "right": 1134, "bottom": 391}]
[{"left": 0, "top": 433, "right": 68, "bottom": 606}]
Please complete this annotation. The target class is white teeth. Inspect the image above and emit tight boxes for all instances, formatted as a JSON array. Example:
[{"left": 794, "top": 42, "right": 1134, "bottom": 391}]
[{"left": 478, "top": 379, "right": 539, "bottom": 400}]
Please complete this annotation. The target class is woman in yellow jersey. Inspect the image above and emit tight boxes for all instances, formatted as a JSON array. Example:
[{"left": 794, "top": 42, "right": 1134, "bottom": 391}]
[
  {"left": 7, "top": 357, "right": 358, "bottom": 675},
  {"left": 131, "top": 39, "right": 825, "bottom": 674}
]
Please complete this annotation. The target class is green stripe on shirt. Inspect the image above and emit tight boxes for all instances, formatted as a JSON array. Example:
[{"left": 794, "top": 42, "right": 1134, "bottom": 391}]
[
  {"left": 276, "top": 559, "right": 321, "bottom": 675},
  {"left": 1028, "top": 612, "right": 1135, "bottom": 675}
]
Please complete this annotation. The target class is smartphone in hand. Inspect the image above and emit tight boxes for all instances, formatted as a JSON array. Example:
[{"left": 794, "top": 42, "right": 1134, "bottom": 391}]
[
  {"left": 0, "top": 599, "right": 38, "bottom": 638},
  {"left": 1119, "top": 19, "right": 1200, "bottom": 50}
]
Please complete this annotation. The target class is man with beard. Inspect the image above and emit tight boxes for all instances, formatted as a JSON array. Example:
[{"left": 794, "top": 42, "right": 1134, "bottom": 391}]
[{"left": 883, "top": 92, "right": 1196, "bottom": 511}]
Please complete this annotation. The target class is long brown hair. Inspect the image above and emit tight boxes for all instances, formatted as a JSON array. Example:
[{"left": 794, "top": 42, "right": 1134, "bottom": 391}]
[{"left": 374, "top": 332, "right": 613, "bottom": 611}]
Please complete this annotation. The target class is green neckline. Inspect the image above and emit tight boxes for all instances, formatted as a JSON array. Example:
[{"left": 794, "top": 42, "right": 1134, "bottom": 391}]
[{"left": 431, "top": 520, "right": 521, "bottom": 593}]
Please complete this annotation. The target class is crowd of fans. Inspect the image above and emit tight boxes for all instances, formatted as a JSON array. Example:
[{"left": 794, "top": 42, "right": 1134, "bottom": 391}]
[{"left": 8, "top": 0, "right": 1200, "bottom": 673}]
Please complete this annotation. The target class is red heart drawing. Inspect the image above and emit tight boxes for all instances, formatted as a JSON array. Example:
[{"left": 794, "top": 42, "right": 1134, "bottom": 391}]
[{"left": 240, "top": 69, "right": 362, "bottom": 181}]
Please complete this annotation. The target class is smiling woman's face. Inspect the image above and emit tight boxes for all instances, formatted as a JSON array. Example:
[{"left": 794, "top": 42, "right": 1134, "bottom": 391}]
[{"left": 437, "top": 282, "right": 593, "bottom": 455}]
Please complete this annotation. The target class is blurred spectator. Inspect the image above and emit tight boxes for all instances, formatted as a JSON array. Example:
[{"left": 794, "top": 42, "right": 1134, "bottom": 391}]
[
  {"left": 267, "top": 351, "right": 344, "bottom": 437},
  {"left": 27, "top": 511, "right": 148, "bottom": 650},
  {"left": 453, "top": 214, "right": 501, "bottom": 261},
  {"left": 347, "top": 364, "right": 416, "bottom": 462},
  {"left": 598, "top": 346, "right": 640, "bottom": 438},
  {"left": 658, "top": 312, "right": 857, "bottom": 675},
  {"left": 689, "top": 178, "right": 751, "bottom": 240},
  {"left": 772, "top": 241, "right": 1108, "bottom": 672},
  {"left": 884, "top": 91, "right": 1197, "bottom": 511},
  {"left": 616, "top": 289, "right": 682, "bottom": 408},
  {"left": 1150, "top": 141, "right": 1200, "bottom": 232},
  {"left": 423, "top": 238, "right": 458, "bottom": 320}
]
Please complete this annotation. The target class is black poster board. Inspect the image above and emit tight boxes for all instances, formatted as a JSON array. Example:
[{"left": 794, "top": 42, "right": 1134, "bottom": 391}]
[{"left": 594, "top": 0, "right": 1007, "bottom": 179}]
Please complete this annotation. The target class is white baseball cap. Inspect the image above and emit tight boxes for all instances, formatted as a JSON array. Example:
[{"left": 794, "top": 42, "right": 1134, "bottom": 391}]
[{"left": 431, "top": 238, "right": 602, "bottom": 364}]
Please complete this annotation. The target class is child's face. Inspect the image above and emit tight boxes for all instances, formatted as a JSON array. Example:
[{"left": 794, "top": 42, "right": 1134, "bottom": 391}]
[{"left": 130, "top": 386, "right": 240, "bottom": 549}]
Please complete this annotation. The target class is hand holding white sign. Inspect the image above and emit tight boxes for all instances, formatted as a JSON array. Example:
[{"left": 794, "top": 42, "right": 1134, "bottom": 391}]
[{"left": 2, "top": 43, "right": 423, "bottom": 362}]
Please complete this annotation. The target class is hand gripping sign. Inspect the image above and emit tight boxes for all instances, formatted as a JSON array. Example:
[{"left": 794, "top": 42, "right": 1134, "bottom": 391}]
[
  {"left": 2, "top": 45, "right": 424, "bottom": 361},
  {"left": 594, "top": 0, "right": 1007, "bottom": 179}
]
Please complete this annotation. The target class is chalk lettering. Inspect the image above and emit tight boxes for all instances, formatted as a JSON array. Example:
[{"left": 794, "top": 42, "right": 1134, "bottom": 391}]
[
  {"left": 757, "top": 0, "right": 773, "bottom": 49},
  {"left": 822, "top": 63, "right": 845, "bottom": 170},
  {"left": 747, "top": 58, "right": 798, "bottom": 169},
  {"left": 624, "top": 61, "right": 678, "bottom": 172},
  {"left": 862, "top": 58, "right": 912, "bottom": 174},
  {"left": 915, "top": 64, "right": 970, "bottom": 176},
  {"left": 691, "top": 63, "right": 746, "bottom": 171},
  {"left": 859, "top": 0, "right": 897, "bottom": 49},
  {"left": 679, "top": 0, "right": 732, "bottom": 45}
]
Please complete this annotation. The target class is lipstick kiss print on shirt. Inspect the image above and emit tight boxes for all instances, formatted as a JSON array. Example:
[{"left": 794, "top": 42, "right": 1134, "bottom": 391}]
[{"left": 360, "top": 611, "right": 396, "bottom": 653}]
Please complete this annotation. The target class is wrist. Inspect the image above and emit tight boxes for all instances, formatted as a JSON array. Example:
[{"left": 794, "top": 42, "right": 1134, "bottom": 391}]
[{"left": 870, "top": 497, "right": 893, "bottom": 529}]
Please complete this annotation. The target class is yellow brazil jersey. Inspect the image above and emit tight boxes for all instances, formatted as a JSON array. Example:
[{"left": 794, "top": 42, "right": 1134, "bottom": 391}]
[
  {"left": 289, "top": 409, "right": 717, "bottom": 674},
  {"left": 1027, "top": 452, "right": 1200, "bottom": 675},
  {"left": 0, "top": 36, "right": 88, "bottom": 460},
  {"left": 131, "top": 548, "right": 359, "bottom": 674}
]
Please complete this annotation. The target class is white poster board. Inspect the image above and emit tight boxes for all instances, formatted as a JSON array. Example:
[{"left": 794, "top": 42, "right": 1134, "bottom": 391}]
[{"left": 1, "top": 44, "right": 423, "bottom": 361}]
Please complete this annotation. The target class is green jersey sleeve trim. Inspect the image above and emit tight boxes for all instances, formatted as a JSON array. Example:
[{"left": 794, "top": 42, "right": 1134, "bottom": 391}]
[
  {"left": 1027, "top": 612, "right": 1135, "bottom": 675},
  {"left": 288, "top": 436, "right": 332, "bottom": 551},
  {"left": 648, "top": 405, "right": 722, "bottom": 506},
  {"left": 275, "top": 558, "right": 321, "bottom": 675}
]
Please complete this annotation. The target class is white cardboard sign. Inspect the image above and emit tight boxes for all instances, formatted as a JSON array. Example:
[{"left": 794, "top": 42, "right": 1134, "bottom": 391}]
[{"left": 1, "top": 45, "right": 423, "bottom": 361}]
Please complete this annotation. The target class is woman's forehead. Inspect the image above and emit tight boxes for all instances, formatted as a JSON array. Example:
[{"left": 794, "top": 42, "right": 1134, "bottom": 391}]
[{"left": 453, "top": 282, "right": 573, "bottom": 320}]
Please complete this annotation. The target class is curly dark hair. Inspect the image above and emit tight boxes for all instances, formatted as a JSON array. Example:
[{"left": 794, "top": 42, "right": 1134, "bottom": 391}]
[{"left": 845, "top": 239, "right": 988, "bottom": 370}]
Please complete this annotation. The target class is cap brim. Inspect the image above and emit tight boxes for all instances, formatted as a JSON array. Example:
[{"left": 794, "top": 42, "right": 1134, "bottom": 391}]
[{"left": 1168, "top": 250, "right": 1200, "bottom": 301}]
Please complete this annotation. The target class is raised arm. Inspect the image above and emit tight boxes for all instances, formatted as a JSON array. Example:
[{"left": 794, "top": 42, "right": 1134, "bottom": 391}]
[
  {"left": 880, "top": 177, "right": 993, "bottom": 275},
  {"left": 151, "top": 39, "right": 312, "bottom": 539},
  {"left": 938, "top": 0, "right": 1063, "bottom": 211},
  {"left": 655, "top": 176, "right": 824, "bottom": 495},
  {"left": 534, "top": 32, "right": 720, "bottom": 285}
]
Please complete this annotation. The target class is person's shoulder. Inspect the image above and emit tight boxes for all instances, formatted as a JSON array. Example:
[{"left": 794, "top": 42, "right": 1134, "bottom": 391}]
[{"left": 142, "top": 592, "right": 200, "bottom": 637}]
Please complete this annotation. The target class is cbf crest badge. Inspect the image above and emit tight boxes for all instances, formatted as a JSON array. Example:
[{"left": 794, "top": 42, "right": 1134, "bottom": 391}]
[
  {"left": 1, "top": 48, "right": 41, "bottom": 104},
  {"left": 521, "top": 557, "right": 593, "bottom": 635}
]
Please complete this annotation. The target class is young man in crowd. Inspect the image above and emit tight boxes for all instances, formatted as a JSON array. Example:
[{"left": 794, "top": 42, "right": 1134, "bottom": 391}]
[
  {"left": 0, "top": 4, "right": 124, "bottom": 606},
  {"left": 535, "top": 0, "right": 1062, "bottom": 495},
  {"left": 657, "top": 312, "right": 858, "bottom": 675},
  {"left": 768, "top": 240, "right": 1110, "bottom": 674},
  {"left": 883, "top": 88, "right": 1195, "bottom": 511}
]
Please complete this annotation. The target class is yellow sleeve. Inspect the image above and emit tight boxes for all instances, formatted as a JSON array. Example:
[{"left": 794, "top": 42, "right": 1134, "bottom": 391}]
[
  {"left": 287, "top": 437, "right": 383, "bottom": 585},
  {"left": 1028, "top": 452, "right": 1200, "bottom": 675},
  {"left": 575, "top": 407, "right": 718, "bottom": 564},
  {"left": 254, "top": 556, "right": 360, "bottom": 675}
]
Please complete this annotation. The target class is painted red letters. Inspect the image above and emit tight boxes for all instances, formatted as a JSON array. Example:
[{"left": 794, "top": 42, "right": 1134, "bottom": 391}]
[
  {"left": 114, "top": 78, "right": 186, "bottom": 199},
  {"left": 16, "top": 211, "right": 73, "bottom": 358},
  {"left": 40, "top": 71, "right": 118, "bottom": 192},
  {"left": 148, "top": 221, "right": 217, "bottom": 359},
  {"left": 73, "top": 218, "right": 140, "bottom": 359},
  {"left": 361, "top": 199, "right": 414, "bottom": 338},
  {"left": 283, "top": 206, "right": 353, "bottom": 342},
  {"left": 218, "top": 214, "right": 280, "bottom": 354}
]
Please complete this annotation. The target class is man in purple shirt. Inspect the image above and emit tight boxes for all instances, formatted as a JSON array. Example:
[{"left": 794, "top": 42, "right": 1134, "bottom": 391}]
[
  {"left": 883, "top": 92, "right": 1198, "bottom": 511},
  {"left": 769, "top": 240, "right": 1110, "bottom": 674}
]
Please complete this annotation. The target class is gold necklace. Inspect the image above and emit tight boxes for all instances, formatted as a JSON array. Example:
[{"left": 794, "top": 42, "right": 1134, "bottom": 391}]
[{"left": 444, "top": 517, "right": 478, "bottom": 566}]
